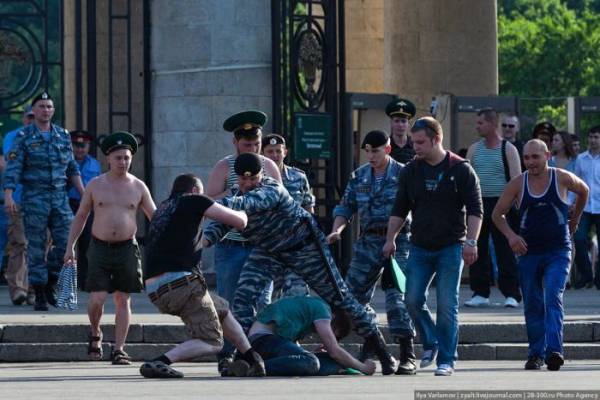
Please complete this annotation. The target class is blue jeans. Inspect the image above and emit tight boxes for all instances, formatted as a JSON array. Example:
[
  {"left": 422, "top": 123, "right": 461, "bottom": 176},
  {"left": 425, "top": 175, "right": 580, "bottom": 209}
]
[
  {"left": 251, "top": 334, "right": 320, "bottom": 376},
  {"left": 518, "top": 249, "right": 570, "bottom": 358},
  {"left": 405, "top": 243, "right": 463, "bottom": 368}
]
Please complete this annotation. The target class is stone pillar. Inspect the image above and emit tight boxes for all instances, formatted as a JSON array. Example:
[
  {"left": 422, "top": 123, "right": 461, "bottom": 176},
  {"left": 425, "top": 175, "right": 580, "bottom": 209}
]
[
  {"left": 384, "top": 0, "right": 498, "bottom": 148},
  {"left": 344, "top": 0, "right": 385, "bottom": 93},
  {"left": 150, "top": 0, "right": 272, "bottom": 273}
]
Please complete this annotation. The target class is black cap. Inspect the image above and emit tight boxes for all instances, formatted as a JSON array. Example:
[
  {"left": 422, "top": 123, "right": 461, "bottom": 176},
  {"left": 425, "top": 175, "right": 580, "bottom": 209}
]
[
  {"left": 262, "top": 134, "right": 286, "bottom": 148},
  {"left": 385, "top": 98, "right": 416, "bottom": 119},
  {"left": 100, "top": 131, "right": 138, "bottom": 155},
  {"left": 234, "top": 153, "right": 263, "bottom": 177},
  {"left": 361, "top": 130, "right": 389, "bottom": 149},
  {"left": 31, "top": 92, "right": 53, "bottom": 106},
  {"left": 532, "top": 121, "right": 556, "bottom": 138},
  {"left": 70, "top": 130, "right": 94, "bottom": 144}
]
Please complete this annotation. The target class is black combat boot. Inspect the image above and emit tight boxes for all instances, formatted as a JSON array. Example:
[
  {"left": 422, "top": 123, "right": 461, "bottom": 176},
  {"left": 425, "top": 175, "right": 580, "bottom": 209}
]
[
  {"left": 45, "top": 276, "right": 58, "bottom": 307},
  {"left": 227, "top": 348, "right": 267, "bottom": 377},
  {"left": 363, "top": 331, "right": 398, "bottom": 375},
  {"left": 33, "top": 285, "right": 49, "bottom": 311},
  {"left": 395, "top": 337, "right": 417, "bottom": 375}
]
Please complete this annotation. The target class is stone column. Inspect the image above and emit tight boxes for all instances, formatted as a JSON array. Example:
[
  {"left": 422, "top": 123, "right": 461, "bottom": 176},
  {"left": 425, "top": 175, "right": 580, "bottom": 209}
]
[
  {"left": 150, "top": 0, "right": 272, "bottom": 274},
  {"left": 384, "top": 0, "right": 498, "bottom": 148}
]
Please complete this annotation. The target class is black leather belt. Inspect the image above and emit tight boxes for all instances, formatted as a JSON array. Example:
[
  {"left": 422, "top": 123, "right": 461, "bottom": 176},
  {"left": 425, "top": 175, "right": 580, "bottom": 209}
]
[
  {"left": 148, "top": 275, "right": 200, "bottom": 302},
  {"left": 361, "top": 227, "right": 388, "bottom": 237},
  {"left": 92, "top": 236, "right": 134, "bottom": 247}
]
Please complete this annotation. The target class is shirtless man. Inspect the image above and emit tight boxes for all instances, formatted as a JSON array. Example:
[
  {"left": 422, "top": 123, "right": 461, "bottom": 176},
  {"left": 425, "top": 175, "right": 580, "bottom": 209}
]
[{"left": 64, "top": 131, "right": 156, "bottom": 365}]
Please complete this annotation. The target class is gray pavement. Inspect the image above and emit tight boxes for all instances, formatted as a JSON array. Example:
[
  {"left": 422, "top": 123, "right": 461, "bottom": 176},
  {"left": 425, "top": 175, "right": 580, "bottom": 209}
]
[
  {"left": 1, "top": 361, "right": 600, "bottom": 400},
  {"left": 2, "top": 284, "right": 599, "bottom": 325}
]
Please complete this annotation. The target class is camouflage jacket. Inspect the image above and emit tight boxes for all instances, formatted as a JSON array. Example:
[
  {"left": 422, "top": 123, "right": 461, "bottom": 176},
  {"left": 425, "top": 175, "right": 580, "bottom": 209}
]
[
  {"left": 3, "top": 123, "right": 79, "bottom": 191},
  {"left": 333, "top": 157, "right": 407, "bottom": 232},
  {"left": 282, "top": 164, "right": 315, "bottom": 209},
  {"left": 204, "top": 176, "right": 312, "bottom": 252}
]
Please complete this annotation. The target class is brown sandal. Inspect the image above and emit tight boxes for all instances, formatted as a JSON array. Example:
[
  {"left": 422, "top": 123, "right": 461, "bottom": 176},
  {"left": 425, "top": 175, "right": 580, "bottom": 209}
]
[
  {"left": 87, "top": 333, "right": 103, "bottom": 361},
  {"left": 111, "top": 349, "right": 132, "bottom": 365}
]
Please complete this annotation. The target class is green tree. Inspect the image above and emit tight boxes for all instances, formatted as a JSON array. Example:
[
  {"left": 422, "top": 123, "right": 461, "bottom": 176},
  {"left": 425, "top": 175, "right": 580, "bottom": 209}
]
[
  {"left": 499, "top": 0, "right": 600, "bottom": 97},
  {"left": 499, "top": 0, "right": 600, "bottom": 135}
]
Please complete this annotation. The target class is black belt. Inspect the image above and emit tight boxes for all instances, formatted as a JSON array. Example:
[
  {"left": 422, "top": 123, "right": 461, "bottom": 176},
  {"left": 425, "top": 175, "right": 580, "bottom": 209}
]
[
  {"left": 361, "top": 227, "right": 388, "bottom": 237},
  {"left": 220, "top": 238, "right": 252, "bottom": 247},
  {"left": 148, "top": 275, "right": 200, "bottom": 302},
  {"left": 92, "top": 236, "right": 134, "bottom": 248}
]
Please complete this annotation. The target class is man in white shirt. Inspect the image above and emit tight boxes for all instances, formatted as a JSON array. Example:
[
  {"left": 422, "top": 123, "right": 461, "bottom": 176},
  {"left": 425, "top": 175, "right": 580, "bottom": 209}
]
[{"left": 573, "top": 126, "right": 600, "bottom": 289}]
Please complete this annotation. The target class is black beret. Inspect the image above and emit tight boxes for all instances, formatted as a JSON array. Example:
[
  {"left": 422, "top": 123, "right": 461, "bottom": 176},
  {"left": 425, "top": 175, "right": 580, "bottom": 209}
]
[
  {"left": 31, "top": 92, "right": 53, "bottom": 106},
  {"left": 70, "top": 130, "right": 94, "bottom": 144},
  {"left": 262, "top": 134, "right": 286, "bottom": 148},
  {"left": 223, "top": 110, "right": 267, "bottom": 139},
  {"left": 385, "top": 98, "right": 416, "bottom": 119},
  {"left": 532, "top": 122, "right": 556, "bottom": 137},
  {"left": 361, "top": 130, "right": 389, "bottom": 149},
  {"left": 100, "top": 131, "right": 138, "bottom": 155},
  {"left": 234, "top": 153, "right": 263, "bottom": 177}
]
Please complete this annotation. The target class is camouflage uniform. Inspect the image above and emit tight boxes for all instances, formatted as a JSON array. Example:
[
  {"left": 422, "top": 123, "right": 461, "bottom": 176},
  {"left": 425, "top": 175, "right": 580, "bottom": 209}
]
[
  {"left": 274, "top": 165, "right": 316, "bottom": 297},
  {"left": 334, "top": 159, "right": 415, "bottom": 339},
  {"left": 3, "top": 123, "right": 79, "bottom": 286},
  {"left": 203, "top": 177, "right": 378, "bottom": 338}
]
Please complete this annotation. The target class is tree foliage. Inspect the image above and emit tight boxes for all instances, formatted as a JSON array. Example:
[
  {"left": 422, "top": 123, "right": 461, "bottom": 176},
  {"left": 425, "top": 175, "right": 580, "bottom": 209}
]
[{"left": 498, "top": 0, "right": 600, "bottom": 97}]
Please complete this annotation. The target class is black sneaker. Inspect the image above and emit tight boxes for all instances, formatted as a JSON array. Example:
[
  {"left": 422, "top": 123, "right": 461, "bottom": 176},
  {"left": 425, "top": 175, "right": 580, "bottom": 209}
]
[
  {"left": 524, "top": 356, "right": 544, "bottom": 370},
  {"left": 218, "top": 355, "right": 234, "bottom": 376},
  {"left": 545, "top": 352, "right": 564, "bottom": 371}
]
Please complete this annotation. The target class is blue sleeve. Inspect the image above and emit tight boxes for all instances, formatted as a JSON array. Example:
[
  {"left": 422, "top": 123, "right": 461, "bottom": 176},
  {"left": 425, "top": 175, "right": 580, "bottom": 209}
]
[
  {"left": 333, "top": 173, "right": 357, "bottom": 221},
  {"left": 65, "top": 141, "right": 81, "bottom": 178},
  {"left": 300, "top": 174, "right": 316, "bottom": 209}
]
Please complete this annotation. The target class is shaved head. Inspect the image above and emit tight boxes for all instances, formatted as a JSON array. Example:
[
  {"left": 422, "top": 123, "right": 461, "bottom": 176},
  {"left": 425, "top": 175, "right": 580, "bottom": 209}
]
[
  {"left": 523, "top": 139, "right": 550, "bottom": 176},
  {"left": 524, "top": 139, "right": 548, "bottom": 154}
]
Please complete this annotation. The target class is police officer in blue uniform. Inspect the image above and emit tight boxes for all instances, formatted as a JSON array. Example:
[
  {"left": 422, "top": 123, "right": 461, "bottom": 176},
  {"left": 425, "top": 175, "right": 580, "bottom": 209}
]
[
  {"left": 327, "top": 130, "right": 416, "bottom": 374},
  {"left": 68, "top": 130, "right": 101, "bottom": 289},
  {"left": 3, "top": 92, "right": 85, "bottom": 311}
]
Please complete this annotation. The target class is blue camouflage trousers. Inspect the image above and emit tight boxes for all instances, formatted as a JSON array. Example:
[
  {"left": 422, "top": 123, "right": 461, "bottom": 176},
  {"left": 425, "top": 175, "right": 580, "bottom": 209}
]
[
  {"left": 345, "top": 233, "right": 415, "bottom": 339},
  {"left": 21, "top": 189, "right": 73, "bottom": 286},
  {"left": 232, "top": 228, "right": 378, "bottom": 338}
]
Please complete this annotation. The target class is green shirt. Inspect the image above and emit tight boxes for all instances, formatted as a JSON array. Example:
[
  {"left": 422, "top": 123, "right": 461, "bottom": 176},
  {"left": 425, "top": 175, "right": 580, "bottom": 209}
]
[{"left": 256, "top": 296, "right": 332, "bottom": 341}]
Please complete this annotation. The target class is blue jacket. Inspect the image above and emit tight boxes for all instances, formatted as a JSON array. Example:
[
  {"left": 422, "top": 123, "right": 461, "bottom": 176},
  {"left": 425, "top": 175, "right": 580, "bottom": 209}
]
[{"left": 69, "top": 155, "right": 101, "bottom": 201}]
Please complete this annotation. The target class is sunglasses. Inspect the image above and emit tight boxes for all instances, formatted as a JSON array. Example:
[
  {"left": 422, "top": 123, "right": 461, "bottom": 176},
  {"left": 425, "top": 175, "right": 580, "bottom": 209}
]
[
  {"left": 502, "top": 124, "right": 516, "bottom": 128},
  {"left": 412, "top": 118, "right": 437, "bottom": 132}
]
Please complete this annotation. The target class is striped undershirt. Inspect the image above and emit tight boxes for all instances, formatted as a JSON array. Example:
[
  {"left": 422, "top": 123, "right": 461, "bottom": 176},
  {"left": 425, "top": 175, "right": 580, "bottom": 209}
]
[
  {"left": 471, "top": 139, "right": 506, "bottom": 198},
  {"left": 223, "top": 154, "right": 266, "bottom": 241}
]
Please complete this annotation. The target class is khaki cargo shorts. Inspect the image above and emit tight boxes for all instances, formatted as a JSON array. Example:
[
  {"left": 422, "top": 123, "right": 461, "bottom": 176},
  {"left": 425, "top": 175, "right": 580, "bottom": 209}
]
[{"left": 149, "top": 277, "right": 230, "bottom": 347}]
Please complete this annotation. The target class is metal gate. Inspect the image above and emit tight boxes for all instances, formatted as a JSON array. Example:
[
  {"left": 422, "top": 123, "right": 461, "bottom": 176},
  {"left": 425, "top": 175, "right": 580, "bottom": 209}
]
[
  {"left": 0, "top": 0, "right": 64, "bottom": 132},
  {"left": 271, "top": 0, "right": 345, "bottom": 232}
]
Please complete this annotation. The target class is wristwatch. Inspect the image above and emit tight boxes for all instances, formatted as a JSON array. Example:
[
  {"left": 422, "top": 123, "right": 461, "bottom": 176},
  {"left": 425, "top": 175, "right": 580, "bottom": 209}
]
[{"left": 465, "top": 239, "right": 477, "bottom": 247}]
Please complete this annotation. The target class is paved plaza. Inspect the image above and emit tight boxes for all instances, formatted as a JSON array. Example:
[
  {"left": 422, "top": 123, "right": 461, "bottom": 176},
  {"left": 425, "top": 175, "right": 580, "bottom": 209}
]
[{"left": 1, "top": 361, "right": 600, "bottom": 400}]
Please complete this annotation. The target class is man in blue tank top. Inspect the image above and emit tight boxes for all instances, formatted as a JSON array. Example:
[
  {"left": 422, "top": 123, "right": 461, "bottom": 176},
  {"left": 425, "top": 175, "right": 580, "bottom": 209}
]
[{"left": 492, "top": 139, "right": 588, "bottom": 371}]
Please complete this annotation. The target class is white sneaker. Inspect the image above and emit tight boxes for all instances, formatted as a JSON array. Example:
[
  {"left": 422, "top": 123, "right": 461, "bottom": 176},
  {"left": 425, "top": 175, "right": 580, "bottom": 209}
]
[
  {"left": 464, "top": 295, "right": 490, "bottom": 307},
  {"left": 504, "top": 297, "right": 519, "bottom": 308},
  {"left": 435, "top": 364, "right": 454, "bottom": 376}
]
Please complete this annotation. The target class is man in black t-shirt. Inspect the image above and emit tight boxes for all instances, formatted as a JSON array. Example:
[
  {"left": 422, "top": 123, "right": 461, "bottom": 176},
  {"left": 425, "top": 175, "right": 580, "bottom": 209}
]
[
  {"left": 383, "top": 117, "right": 483, "bottom": 377},
  {"left": 139, "top": 174, "right": 265, "bottom": 379}
]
